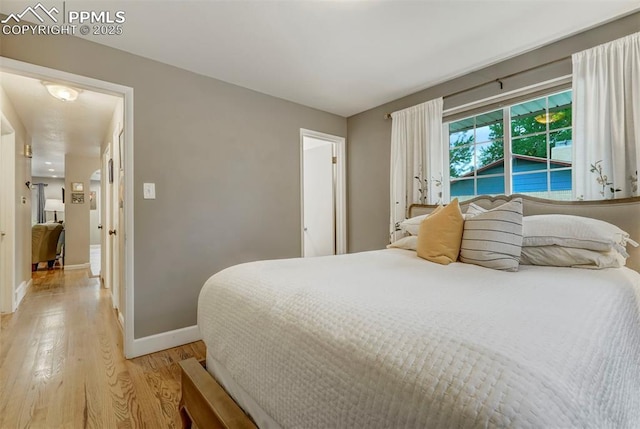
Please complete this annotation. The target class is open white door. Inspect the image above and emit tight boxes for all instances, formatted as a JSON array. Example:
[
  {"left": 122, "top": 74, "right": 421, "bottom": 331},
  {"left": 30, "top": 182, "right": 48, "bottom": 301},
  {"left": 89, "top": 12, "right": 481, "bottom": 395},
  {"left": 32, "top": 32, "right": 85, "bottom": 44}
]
[
  {"left": 102, "top": 144, "right": 119, "bottom": 316},
  {"left": 300, "top": 129, "right": 346, "bottom": 258},
  {"left": 302, "top": 138, "right": 335, "bottom": 257},
  {"left": 116, "top": 129, "right": 125, "bottom": 319},
  {"left": 0, "top": 114, "right": 16, "bottom": 313}
]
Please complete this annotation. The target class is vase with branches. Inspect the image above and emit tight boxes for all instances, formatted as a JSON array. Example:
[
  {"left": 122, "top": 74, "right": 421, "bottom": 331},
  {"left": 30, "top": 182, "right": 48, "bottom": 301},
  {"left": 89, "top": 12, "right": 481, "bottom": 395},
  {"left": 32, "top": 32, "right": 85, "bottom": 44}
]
[{"left": 590, "top": 160, "right": 621, "bottom": 199}]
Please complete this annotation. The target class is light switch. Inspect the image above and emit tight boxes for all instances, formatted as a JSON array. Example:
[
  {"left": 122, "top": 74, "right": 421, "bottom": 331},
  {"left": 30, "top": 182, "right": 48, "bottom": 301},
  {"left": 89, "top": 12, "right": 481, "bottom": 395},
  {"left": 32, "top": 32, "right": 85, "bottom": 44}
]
[{"left": 143, "top": 183, "right": 156, "bottom": 199}]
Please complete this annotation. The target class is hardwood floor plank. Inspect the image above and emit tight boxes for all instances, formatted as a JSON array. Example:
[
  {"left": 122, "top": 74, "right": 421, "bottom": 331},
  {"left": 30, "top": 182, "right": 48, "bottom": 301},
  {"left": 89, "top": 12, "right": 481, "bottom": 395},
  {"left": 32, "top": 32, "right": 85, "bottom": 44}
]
[{"left": 0, "top": 268, "right": 206, "bottom": 428}]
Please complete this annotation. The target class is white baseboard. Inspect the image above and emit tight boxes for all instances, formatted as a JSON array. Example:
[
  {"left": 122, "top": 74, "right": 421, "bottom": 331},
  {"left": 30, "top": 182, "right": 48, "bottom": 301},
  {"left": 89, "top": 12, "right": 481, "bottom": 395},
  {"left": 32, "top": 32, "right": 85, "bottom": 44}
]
[
  {"left": 14, "top": 279, "right": 32, "bottom": 310},
  {"left": 64, "top": 263, "right": 91, "bottom": 271},
  {"left": 129, "top": 325, "right": 201, "bottom": 358},
  {"left": 118, "top": 311, "right": 125, "bottom": 328}
]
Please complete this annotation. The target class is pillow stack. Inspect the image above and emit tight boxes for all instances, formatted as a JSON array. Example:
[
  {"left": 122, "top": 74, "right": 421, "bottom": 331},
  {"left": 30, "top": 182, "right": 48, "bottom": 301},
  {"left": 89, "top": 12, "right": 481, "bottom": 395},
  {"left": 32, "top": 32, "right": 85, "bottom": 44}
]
[
  {"left": 393, "top": 199, "right": 526, "bottom": 271},
  {"left": 521, "top": 215, "right": 636, "bottom": 269},
  {"left": 388, "top": 198, "right": 636, "bottom": 271}
]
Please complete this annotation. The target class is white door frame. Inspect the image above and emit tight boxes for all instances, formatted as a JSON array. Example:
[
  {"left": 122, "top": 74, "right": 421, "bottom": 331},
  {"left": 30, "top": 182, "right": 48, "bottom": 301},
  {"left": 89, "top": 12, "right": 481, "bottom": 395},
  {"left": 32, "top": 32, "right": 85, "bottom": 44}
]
[
  {"left": 299, "top": 129, "right": 346, "bottom": 256},
  {"left": 0, "top": 57, "right": 136, "bottom": 358},
  {"left": 0, "top": 113, "right": 16, "bottom": 313}
]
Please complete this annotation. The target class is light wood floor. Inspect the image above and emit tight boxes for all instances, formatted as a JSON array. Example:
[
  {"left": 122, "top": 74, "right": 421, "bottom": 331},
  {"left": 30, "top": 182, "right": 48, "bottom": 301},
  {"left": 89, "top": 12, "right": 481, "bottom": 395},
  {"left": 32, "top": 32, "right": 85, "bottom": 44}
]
[{"left": 0, "top": 268, "right": 205, "bottom": 428}]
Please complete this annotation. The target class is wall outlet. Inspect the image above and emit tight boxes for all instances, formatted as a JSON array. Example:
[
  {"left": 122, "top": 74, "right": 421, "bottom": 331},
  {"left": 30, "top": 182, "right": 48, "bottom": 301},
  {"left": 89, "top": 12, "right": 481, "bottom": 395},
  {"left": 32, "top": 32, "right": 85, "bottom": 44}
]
[{"left": 143, "top": 183, "right": 156, "bottom": 199}]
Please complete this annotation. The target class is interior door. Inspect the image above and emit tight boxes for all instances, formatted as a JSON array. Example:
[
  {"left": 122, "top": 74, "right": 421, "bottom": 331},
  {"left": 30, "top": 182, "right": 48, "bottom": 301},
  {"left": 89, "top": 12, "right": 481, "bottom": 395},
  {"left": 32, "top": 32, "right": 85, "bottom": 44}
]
[
  {"left": 302, "top": 137, "right": 335, "bottom": 257},
  {"left": 116, "top": 130, "right": 125, "bottom": 315},
  {"left": 111, "top": 144, "right": 120, "bottom": 317},
  {"left": 0, "top": 118, "right": 16, "bottom": 313},
  {"left": 0, "top": 132, "right": 5, "bottom": 312},
  {"left": 102, "top": 145, "right": 115, "bottom": 306}
]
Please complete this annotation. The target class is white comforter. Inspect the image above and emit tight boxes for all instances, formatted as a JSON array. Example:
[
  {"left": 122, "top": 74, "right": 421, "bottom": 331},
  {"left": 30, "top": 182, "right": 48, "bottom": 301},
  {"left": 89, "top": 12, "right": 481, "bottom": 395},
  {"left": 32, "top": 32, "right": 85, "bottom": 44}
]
[{"left": 198, "top": 249, "right": 640, "bottom": 428}]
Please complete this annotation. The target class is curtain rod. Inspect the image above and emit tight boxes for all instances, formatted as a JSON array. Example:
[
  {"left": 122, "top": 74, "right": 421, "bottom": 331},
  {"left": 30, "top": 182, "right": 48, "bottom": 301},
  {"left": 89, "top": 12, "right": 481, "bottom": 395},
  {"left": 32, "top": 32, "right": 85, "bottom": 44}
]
[
  {"left": 27, "top": 182, "right": 49, "bottom": 189},
  {"left": 384, "top": 56, "right": 570, "bottom": 119}
]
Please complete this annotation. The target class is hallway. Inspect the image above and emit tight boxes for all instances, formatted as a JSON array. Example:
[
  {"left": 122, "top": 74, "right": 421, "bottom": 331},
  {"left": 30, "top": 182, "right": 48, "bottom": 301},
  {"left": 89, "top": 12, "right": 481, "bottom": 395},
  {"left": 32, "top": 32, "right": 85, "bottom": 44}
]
[{"left": 0, "top": 269, "right": 205, "bottom": 428}]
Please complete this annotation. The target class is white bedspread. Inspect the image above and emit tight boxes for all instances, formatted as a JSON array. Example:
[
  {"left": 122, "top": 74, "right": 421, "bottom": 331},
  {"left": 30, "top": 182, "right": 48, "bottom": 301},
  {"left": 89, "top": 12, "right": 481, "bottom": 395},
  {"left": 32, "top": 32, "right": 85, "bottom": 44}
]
[{"left": 198, "top": 249, "right": 640, "bottom": 428}]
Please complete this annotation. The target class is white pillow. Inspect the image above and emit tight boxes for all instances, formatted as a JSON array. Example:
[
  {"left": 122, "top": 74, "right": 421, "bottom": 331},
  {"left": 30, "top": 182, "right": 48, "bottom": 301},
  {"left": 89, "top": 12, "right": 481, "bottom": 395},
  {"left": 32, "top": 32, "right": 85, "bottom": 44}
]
[
  {"left": 460, "top": 198, "right": 524, "bottom": 271},
  {"left": 399, "top": 214, "right": 429, "bottom": 236},
  {"left": 387, "top": 235, "right": 418, "bottom": 251},
  {"left": 523, "top": 215, "right": 637, "bottom": 257},
  {"left": 520, "top": 246, "right": 626, "bottom": 269},
  {"left": 465, "top": 202, "right": 487, "bottom": 216},
  {"left": 400, "top": 208, "right": 480, "bottom": 236}
]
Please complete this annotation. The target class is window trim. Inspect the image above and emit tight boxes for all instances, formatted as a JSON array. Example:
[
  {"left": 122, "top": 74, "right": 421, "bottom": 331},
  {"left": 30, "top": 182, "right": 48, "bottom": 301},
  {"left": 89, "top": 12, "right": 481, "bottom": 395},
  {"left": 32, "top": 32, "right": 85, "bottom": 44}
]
[{"left": 444, "top": 83, "right": 573, "bottom": 201}]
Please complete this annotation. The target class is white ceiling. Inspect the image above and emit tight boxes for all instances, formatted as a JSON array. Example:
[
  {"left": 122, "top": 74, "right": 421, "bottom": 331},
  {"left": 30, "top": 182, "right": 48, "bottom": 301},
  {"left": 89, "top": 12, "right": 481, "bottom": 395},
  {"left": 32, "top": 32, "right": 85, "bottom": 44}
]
[
  {"left": 62, "top": 0, "right": 640, "bottom": 117},
  {"left": 0, "top": 72, "right": 120, "bottom": 178},
  {"left": 0, "top": 1, "right": 638, "bottom": 118}
]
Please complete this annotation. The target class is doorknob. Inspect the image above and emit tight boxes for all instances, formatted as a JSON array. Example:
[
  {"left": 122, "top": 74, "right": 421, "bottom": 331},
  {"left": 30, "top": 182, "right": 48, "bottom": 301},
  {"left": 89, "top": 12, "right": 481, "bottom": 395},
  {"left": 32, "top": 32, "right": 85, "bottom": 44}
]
[
  {"left": 109, "top": 229, "right": 117, "bottom": 236},
  {"left": 98, "top": 224, "right": 103, "bottom": 229}
]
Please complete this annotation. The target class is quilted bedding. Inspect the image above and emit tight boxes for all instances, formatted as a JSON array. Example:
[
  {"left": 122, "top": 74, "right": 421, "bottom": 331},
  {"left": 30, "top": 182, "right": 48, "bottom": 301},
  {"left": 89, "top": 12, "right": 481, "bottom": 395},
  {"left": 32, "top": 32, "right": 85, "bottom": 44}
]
[{"left": 198, "top": 249, "right": 640, "bottom": 428}]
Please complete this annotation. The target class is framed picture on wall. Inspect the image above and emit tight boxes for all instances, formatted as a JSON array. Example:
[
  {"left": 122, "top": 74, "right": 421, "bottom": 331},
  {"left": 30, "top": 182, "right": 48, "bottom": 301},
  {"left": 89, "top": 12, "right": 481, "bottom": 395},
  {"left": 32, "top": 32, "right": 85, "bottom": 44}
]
[
  {"left": 71, "top": 192, "right": 84, "bottom": 204},
  {"left": 118, "top": 129, "right": 124, "bottom": 171},
  {"left": 72, "top": 182, "right": 84, "bottom": 192},
  {"left": 108, "top": 159, "right": 114, "bottom": 184}
]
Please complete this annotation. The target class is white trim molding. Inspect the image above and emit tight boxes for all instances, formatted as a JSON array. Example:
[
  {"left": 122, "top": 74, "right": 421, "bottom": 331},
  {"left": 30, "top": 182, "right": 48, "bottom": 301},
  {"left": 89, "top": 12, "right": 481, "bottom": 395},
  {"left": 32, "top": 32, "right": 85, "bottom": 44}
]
[
  {"left": 131, "top": 325, "right": 201, "bottom": 358},
  {"left": 64, "top": 263, "right": 91, "bottom": 271},
  {"left": 118, "top": 310, "right": 125, "bottom": 329},
  {"left": 14, "top": 279, "right": 31, "bottom": 310}
]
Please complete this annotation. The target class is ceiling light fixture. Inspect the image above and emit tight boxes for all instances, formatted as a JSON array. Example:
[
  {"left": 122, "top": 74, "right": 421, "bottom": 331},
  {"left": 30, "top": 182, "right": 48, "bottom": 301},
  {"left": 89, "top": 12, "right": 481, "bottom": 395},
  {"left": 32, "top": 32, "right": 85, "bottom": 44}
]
[
  {"left": 43, "top": 82, "right": 79, "bottom": 102},
  {"left": 48, "top": 168, "right": 55, "bottom": 172},
  {"left": 45, "top": 161, "right": 52, "bottom": 165},
  {"left": 534, "top": 111, "right": 565, "bottom": 124}
]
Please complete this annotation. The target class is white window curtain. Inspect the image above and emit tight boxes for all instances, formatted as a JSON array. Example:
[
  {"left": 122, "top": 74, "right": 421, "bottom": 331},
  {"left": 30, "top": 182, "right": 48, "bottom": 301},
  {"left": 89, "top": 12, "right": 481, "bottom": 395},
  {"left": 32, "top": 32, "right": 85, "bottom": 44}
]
[
  {"left": 390, "top": 97, "right": 443, "bottom": 242},
  {"left": 573, "top": 32, "right": 640, "bottom": 200}
]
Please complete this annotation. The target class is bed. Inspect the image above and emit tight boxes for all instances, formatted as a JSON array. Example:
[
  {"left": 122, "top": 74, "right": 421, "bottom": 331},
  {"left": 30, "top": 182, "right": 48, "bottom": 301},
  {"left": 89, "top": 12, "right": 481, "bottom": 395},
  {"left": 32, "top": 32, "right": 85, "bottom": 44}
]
[{"left": 180, "top": 195, "right": 640, "bottom": 429}]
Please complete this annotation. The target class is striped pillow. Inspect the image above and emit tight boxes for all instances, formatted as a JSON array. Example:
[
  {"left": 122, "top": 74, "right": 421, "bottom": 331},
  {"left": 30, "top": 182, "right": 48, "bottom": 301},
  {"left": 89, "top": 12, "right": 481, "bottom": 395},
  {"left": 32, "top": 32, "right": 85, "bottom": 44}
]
[{"left": 460, "top": 198, "right": 523, "bottom": 271}]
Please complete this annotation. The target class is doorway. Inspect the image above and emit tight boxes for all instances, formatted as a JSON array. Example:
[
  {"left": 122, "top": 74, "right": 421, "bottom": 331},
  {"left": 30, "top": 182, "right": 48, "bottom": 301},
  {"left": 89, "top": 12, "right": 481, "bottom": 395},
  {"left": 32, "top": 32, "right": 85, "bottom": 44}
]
[
  {"left": 1, "top": 57, "right": 135, "bottom": 357},
  {"left": 300, "top": 129, "right": 346, "bottom": 257}
]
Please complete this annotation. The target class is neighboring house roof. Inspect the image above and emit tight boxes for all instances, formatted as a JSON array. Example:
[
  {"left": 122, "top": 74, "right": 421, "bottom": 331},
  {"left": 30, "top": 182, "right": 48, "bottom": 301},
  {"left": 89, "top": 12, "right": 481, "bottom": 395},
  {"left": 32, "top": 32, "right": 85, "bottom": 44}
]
[{"left": 457, "top": 155, "right": 571, "bottom": 178}]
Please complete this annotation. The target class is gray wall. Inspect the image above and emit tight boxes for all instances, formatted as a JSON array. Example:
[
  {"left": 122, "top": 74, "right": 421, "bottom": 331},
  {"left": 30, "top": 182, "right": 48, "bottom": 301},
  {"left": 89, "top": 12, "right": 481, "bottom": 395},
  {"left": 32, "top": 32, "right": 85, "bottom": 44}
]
[
  {"left": 65, "top": 155, "right": 100, "bottom": 266},
  {"left": 1, "top": 31, "right": 346, "bottom": 337},
  {"left": 346, "top": 12, "right": 640, "bottom": 253}
]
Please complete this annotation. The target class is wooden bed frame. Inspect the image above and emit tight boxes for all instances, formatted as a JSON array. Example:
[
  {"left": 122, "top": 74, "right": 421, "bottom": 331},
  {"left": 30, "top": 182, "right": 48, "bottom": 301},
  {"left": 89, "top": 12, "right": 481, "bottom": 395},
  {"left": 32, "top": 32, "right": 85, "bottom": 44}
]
[
  {"left": 179, "top": 194, "right": 640, "bottom": 429},
  {"left": 179, "top": 358, "right": 256, "bottom": 429}
]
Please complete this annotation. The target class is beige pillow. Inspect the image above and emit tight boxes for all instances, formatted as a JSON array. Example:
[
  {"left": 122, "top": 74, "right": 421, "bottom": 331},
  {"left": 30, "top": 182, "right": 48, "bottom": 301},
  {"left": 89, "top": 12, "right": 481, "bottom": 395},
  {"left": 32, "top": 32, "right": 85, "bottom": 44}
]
[{"left": 416, "top": 199, "right": 464, "bottom": 265}]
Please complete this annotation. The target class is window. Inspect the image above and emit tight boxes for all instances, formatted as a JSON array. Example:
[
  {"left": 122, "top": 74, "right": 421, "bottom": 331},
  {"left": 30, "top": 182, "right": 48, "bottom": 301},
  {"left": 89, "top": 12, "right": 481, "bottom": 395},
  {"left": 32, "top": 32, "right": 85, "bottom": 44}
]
[{"left": 447, "top": 89, "right": 572, "bottom": 201}]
